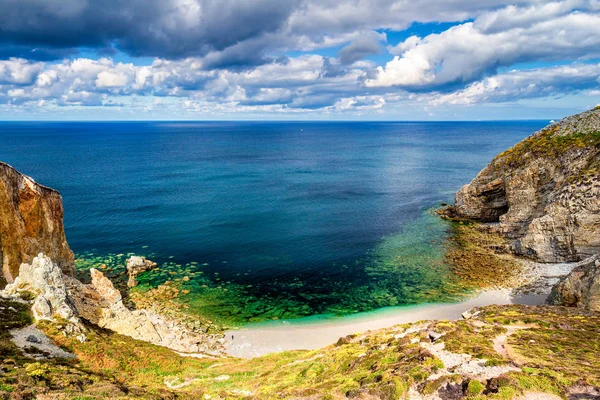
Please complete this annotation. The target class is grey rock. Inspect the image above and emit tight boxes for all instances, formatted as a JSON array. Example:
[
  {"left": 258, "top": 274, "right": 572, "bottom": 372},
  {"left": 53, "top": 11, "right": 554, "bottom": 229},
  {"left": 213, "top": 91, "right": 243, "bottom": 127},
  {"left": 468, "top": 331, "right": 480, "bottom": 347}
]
[
  {"left": 26, "top": 334, "right": 41, "bottom": 343},
  {"left": 2, "top": 254, "right": 81, "bottom": 329},
  {"left": 428, "top": 330, "right": 444, "bottom": 342},
  {"left": 548, "top": 254, "right": 600, "bottom": 311}
]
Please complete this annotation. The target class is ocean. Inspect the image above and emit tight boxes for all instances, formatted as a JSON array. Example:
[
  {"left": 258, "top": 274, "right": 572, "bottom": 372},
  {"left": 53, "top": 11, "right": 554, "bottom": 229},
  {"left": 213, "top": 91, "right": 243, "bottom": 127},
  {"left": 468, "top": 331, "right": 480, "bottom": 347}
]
[{"left": 0, "top": 120, "right": 547, "bottom": 324}]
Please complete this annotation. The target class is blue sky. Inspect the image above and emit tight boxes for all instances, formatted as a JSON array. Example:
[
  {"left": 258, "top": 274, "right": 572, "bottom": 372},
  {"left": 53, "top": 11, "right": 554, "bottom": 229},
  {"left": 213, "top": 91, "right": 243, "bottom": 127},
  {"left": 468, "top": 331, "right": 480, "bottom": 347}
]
[{"left": 0, "top": 0, "right": 599, "bottom": 120}]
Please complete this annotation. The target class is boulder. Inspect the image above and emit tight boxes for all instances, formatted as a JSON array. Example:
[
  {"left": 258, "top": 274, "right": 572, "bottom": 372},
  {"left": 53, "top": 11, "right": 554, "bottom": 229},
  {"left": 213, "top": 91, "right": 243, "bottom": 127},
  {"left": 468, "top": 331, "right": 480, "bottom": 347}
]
[
  {"left": 69, "top": 267, "right": 223, "bottom": 354},
  {"left": 126, "top": 256, "right": 158, "bottom": 287},
  {"left": 2, "top": 253, "right": 80, "bottom": 328},
  {"left": 548, "top": 255, "right": 600, "bottom": 312}
]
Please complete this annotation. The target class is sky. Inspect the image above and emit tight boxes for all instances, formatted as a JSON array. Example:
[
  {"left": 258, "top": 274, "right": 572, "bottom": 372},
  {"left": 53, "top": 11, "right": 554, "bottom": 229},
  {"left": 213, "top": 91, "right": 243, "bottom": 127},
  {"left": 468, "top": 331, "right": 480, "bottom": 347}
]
[{"left": 0, "top": 0, "right": 599, "bottom": 120}]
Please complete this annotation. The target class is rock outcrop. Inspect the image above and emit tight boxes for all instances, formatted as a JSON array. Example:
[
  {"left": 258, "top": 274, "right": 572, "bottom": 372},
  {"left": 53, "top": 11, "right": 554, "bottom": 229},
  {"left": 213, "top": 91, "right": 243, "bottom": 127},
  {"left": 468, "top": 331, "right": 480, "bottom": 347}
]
[
  {"left": 3, "top": 254, "right": 81, "bottom": 331},
  {"left": 549, "top": 254, "right": 600, "bottom": 311},
  {"left": 2, "top": 253, "right": 225, "bottom": 355},
  {"left": 0, "top": 162, "right": 74, "bottom": 283},
  {"left": 450, "top": 107, "right": 600, "bottom": 262},
  {"left": 69, "top": 267, "right": 224, "bottom": 354},
  {"left": 126, "top": 256, "right": 157, "bottom": 287}
]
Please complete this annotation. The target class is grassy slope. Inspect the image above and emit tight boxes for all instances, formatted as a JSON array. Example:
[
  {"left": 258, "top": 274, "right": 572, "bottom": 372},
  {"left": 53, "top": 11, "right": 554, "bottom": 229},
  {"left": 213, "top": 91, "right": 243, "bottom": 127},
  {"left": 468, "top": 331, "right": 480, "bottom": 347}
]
[
  {"left": 0, "top": 296, "right": 166, "bottom": 400},
  {"left": 2, "top": 301, "right": 597, "bottom": 399}
]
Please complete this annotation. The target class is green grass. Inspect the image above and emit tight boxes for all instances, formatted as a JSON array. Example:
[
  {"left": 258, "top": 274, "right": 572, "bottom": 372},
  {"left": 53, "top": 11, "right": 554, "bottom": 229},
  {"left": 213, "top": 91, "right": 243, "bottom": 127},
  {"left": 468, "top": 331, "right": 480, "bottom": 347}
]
[{"left": 467, "top": 379, "right": 485, "bottom": 396}]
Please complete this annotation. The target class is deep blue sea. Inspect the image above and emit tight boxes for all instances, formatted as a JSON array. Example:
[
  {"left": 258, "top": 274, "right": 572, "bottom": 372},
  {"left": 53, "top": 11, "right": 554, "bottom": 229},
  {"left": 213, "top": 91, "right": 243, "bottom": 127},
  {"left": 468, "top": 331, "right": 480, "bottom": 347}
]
[{"left": 0, "top": 121, "right": 547, "bottom": 323}]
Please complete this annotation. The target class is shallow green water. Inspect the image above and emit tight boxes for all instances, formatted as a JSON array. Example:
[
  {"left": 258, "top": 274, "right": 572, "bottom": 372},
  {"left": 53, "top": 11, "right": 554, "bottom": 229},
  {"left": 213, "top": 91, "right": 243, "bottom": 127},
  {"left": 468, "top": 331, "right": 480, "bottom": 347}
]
[{"left": 76, "top": 210, "right": 474, "bottom": 326}]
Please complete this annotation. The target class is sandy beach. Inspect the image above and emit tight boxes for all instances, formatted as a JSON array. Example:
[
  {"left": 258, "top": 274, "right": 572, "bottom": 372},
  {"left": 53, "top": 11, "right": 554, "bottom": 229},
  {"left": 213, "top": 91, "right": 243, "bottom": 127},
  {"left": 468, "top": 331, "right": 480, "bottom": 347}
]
[{"left": 225, "top": 289, "right": 547, "bottom": 358}]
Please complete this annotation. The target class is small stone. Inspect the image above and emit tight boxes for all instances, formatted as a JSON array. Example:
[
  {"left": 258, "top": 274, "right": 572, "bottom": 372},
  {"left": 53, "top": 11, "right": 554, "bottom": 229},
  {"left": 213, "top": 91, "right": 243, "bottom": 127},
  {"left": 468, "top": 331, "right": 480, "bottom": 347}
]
[
  {"left": 427, "top": 330, "right": 444, "bottom": 342},
  {"left": 26, "top": 335, "right": 42, "bottom": 344}
]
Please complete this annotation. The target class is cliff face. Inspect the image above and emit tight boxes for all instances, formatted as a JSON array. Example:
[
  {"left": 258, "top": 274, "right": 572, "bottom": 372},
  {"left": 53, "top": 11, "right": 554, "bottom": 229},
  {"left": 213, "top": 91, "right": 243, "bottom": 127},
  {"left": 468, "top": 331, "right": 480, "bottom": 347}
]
[
  {"left": 452, "top": 107, "right": 600, "bottom": 262},
  {"left": 0, "top": 162, "right": 74, "bottom": 283}
]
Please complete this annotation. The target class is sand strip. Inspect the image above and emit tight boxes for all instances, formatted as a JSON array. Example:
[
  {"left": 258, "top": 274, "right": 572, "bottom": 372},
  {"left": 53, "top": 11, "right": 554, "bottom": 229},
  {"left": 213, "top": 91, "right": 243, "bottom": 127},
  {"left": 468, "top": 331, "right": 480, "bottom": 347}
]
[{"left": 226, "top": 289, "right": 546, "bottom": 358}]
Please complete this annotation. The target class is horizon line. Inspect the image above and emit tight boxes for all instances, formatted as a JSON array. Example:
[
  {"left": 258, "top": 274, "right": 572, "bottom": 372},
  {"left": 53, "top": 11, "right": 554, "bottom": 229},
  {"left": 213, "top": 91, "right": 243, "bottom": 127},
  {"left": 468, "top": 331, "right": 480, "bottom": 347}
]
[{"left": 0, "top": 118, "right": 555, "bottom": 123}]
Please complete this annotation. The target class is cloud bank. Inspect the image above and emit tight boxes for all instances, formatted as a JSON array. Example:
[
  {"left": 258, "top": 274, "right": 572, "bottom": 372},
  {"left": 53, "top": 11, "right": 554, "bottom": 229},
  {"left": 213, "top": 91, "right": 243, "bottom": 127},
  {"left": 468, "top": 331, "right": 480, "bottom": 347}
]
[{"left": 0, "top": 0, "right": 599, "bottom": 117}]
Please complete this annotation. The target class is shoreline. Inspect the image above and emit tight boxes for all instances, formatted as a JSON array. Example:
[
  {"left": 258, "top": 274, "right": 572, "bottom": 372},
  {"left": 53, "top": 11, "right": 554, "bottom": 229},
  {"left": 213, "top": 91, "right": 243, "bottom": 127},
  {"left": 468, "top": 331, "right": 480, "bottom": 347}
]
[{"left": 225, "top": 289, "right": 547, "bottom": 358}]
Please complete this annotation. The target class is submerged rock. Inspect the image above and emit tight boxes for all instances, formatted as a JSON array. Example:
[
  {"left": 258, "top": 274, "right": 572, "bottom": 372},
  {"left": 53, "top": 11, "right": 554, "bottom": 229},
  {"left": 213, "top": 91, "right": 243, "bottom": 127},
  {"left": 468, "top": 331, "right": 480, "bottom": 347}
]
[
  {"left": 548, "top": 255, "right": 600, "bottom": 311},
  {"left": 0, "top": 162, "right": 74, "bottom": 283},
  {"left": 126, "top": 256, "right": 158, "bottom": 287},
  {"left": 450, "top": 108, "right": 600, "bottom": 262}
]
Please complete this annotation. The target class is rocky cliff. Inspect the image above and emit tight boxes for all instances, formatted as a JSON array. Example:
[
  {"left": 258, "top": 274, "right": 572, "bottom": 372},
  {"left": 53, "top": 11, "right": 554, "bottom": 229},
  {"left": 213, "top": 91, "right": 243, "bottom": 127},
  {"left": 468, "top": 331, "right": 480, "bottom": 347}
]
[
  {"left": 0, "top": 162, "right": 74, "bottom": 283},
  {"left": 450, "top": 107, "right": 600, "bottom": 262}
]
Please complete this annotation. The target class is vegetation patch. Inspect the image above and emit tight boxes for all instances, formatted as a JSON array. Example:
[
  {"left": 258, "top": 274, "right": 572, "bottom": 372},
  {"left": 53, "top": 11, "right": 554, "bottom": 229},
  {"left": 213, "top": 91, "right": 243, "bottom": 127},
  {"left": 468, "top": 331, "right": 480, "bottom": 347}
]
[
  {"left": 444, "top": 221, "right": 523, "bottom": 289},
  {"left": 430, "top": 319, "right": 507, "bottom": 363},
  {"left": 493, "top": 126, "right": 600, "bottom": 172}
]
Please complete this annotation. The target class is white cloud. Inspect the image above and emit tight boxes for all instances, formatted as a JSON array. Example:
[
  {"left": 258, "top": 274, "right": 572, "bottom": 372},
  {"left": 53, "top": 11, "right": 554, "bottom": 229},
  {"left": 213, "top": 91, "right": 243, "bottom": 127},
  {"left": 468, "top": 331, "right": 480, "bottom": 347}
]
[
  {"left": 367, "top": 4, "right": 600, "bottom": 88},
  {"left": 388, "top": 36, "right": 421, "bottom": 56},
  {"left": 427, "top": 63, "right": 600, "bottom": 105},
  {"left": 0, "top": 58, "right": 44, "bottom": 84},
  {"left": 96, "top": 69, "right": 132, "bottom": 88}
]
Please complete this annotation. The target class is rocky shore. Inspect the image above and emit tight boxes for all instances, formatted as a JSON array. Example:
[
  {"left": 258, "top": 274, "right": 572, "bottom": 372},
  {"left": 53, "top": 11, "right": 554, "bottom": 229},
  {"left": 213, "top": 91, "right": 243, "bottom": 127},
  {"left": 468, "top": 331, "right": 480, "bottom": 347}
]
[
  {"left": 0, "top": 163, "right": 226, "bottom": 358},
  {"left": 439, "top": 107, "right": 600, "bottom": 313},
  {"left": 2, "top": 253, "right": 226, "bottom": 356}
]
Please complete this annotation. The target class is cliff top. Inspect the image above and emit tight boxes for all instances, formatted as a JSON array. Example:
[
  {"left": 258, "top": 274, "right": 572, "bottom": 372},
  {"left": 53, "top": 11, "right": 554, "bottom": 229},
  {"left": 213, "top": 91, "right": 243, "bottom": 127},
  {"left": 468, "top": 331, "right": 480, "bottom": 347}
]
[
  {"left": 538, "top": 106, "right": 600, "bottom": 137},
  {"left": 0, "top": 161, "right": 61, "bottom": 195},
  {"left": 493, "top": 107, "right": 600, "bottom": 171}
]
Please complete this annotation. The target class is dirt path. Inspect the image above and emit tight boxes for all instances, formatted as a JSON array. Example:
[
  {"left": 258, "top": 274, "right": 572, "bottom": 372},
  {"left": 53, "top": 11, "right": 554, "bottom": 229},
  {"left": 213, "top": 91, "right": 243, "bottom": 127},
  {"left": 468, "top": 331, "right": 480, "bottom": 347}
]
[
  {"left": 492, "top": 325, "right": 531, "bottom": 366},
  {"left": 10, "top": 325, "right": 76, "bottom": 360}
]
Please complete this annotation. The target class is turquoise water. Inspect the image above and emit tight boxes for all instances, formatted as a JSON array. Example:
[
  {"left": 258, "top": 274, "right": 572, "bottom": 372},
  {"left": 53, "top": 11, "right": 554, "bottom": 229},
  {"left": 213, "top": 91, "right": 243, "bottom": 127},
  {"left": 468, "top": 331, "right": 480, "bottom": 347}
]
[{"left": 0, "top": 121, "right": 547, "bottom": 324}]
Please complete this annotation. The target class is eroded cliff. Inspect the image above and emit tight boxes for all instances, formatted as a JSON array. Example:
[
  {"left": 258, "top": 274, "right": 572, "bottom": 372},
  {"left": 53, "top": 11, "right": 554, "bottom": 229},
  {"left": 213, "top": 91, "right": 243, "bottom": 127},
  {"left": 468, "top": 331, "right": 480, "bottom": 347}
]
[
  {"left": 0, "top": 162, "right": 74, "bottom": 283},
  {"left": 451, "top": 107, "right": 600, "bottom": 262}
]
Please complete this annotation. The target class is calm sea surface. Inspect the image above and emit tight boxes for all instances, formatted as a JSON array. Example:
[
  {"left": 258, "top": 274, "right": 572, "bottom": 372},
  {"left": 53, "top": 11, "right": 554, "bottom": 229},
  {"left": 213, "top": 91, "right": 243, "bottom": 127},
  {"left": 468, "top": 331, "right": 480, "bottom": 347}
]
[{"left": 0, "top": 121, "right": 547, "bottom": 324}]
